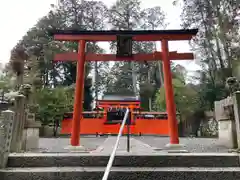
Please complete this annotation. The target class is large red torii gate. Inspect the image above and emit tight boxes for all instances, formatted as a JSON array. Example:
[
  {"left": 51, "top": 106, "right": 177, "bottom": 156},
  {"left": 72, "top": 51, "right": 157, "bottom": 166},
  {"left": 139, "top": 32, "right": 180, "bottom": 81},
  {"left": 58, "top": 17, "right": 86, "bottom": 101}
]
[{"left": 50, "top": 29, "right": 198, "bottom": 146}]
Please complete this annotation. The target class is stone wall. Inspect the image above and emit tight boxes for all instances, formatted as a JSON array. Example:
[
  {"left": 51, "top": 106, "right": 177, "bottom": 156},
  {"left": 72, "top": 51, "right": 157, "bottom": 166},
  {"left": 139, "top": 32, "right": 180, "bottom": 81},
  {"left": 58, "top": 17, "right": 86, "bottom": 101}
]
[
  {"left": 233, "top": 91, "right": 240, "bottom": 148},
  {"left": 214, "top": 92, "right": 240, "bottom": 149},
  {"left": 0, "top": 94, "right": 42, "bottom": 169},
  {"left": 10, "top": 95, "right": 26, "bottom": 152},
  {"left": 23, "top": 112, "right": 41, "bottom": 151},
  {"left": 0, "top": 110, "right": 14, "bottom": 168}
]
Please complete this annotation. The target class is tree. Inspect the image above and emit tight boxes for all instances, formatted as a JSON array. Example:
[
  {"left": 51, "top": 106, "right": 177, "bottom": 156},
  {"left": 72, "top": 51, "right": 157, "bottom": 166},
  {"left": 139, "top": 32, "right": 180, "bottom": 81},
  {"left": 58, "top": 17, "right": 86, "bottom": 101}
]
[
  {"left": 0, "top": 74, "right": 14, "bottom": 101},
  {"left": 138, "top": 6, "right": 167, "bottom": 110},
  {"left": 10, "top": 46, "right": 28, "bottom": 89},
  {"left": 107, "top": 1, "right": 168, "bottom": 111},
  {"left": 108, "top": 0, "right": 142, "bottom": 96},
  {"left": 154, "top": 64, "right": 203, "bottom": 135},
  {"left": 54, "top": 0, "right": 108, "bottom": 106},
  {"left": 154, "top": 78, "right": 198, "bottom": 114},
  {"left": 35, "top": 87, "right": 74, "bottom": 125},
  {"left": 8, "top": 0, "right": 112, "bottom": 124},
  {"left": 83, "top": 1, "right": 109, "bottom": 101},
  {"left": 176, "top": 0, "right": 240, "bottom": 109}
]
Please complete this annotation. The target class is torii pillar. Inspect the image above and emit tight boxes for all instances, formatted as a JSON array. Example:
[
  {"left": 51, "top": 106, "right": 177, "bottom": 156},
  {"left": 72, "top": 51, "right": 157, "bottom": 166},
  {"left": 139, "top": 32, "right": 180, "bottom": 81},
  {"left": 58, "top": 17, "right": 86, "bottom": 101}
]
[
  {"left": 71, "top": 40, "right": 86, "bottom": 146},
  {"left": 161, "top": 39, "right": 179, "bottom": 144},
  {"left": 50, "top": 29, "right": 198, "bottom": 147}
]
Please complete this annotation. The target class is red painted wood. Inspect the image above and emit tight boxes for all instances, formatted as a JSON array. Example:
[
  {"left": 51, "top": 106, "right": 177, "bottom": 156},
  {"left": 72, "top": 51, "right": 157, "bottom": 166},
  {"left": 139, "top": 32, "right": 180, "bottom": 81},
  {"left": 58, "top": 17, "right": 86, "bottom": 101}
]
[
  {"left": 52, "top": 30, "right": 197, "bottom": 146},
  {"left": 61, "top": 118, "right": 169, "bottom": 135},
  {"left": 54, "top": 52, "right": 194, "bottom": 62},
  {"left": 71, "top": 40, "right": 86, "bottom": 146},
  {"left": 54, "top": 34, "right": 195, "bottom": 41},
  {"left": 162, "top": 39, "right": 179, "bottom": 144}
]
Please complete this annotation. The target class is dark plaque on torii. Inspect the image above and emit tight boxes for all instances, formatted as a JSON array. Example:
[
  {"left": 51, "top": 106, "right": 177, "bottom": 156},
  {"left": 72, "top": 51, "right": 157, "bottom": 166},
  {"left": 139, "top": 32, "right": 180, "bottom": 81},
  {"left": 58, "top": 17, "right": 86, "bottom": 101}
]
[{"left": 116, "top": 35, "right": 133, "bottom": 57}]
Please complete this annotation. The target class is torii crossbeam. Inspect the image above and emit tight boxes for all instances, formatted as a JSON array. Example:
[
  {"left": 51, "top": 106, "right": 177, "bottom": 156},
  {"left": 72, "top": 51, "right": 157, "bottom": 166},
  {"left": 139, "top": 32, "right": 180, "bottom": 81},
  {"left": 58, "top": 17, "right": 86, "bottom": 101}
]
[{"left": 50, "top": 29, "right": 198, "bottom": 147}]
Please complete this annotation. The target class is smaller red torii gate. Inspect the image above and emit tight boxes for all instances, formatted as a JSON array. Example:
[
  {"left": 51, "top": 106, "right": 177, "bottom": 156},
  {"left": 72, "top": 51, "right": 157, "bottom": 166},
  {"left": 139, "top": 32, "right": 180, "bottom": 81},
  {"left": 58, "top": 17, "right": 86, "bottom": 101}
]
[{"left": 50, "top": 29, "right": 198, "bottom": 146}]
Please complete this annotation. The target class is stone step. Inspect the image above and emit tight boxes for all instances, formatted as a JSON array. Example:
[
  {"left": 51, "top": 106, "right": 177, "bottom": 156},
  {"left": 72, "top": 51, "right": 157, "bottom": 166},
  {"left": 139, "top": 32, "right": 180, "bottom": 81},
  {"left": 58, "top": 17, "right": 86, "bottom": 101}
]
[
  {"left": 1, "top": 167, "right": 240, "bottom": 180},
  {"left": 7, "top": 153, "right": 240, "bottom": 168}
]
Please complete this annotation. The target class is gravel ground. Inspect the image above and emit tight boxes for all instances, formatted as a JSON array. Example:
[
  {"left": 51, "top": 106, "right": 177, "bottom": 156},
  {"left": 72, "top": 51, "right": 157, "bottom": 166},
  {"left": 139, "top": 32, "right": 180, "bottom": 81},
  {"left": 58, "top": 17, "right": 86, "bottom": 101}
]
[
  {"left": 38, "top": 137, "right": 107, "bottom": 152},
  {"left": 136, "top": 136, "right": 229, "bottom": 153},
  {"left": 37, "top": 136, "right": 229, "bottom": 153}
]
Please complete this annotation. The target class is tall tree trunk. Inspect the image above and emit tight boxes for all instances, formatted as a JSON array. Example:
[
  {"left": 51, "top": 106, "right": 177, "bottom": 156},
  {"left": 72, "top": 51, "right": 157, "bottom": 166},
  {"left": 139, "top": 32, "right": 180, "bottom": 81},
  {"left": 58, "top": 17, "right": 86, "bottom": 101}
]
[
  {"left": 131, "top": 62, "right": 138, "bottom": 97},
  {"left": 16, "top": 74, "right": 24, "bottom": 90},
  {"left": 44, "top": 56, "right": 49, "bottom": 87},
  {"left": 151, "top": 24, "right": 164, "bottom": 87},
  {"left": 126, "top": 7, "right": 138, "bottom": 97},
  {"left": 80, "top": 0, "right": 84, "bottom": 25},
  {"left": 157, "top": 61, "right": 164, "bottom": 87},
  {"left": 94, "top": 61, "right": 99, "bottom": 100},
  {"left": 215, "top": 6, "right": 233, "bottom": 71},
  {"left": 148, "top": 70, "right": 152, "bottom": 111},
  {"left": 52, "top": 63, "right": 58, "bottom": 88},
  {"left": 201, "top": 1, "right": 218, "bottom": 70},
  {"left": 199, "top": 2, "right": 218, "bottom": 84}
]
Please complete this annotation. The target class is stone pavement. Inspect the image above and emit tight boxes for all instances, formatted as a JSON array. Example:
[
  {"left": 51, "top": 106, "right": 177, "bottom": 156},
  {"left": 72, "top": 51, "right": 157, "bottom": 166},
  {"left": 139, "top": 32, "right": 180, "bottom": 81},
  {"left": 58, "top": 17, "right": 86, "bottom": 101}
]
[
  {"left": 37, "top": 136, "right": 106, "bottom": 153},
  {"left": 92, "top": 137, "right": 155, "bottom": 153},
  {"left": 36, "top": 136, "right": 229, "bottom": 153},
  {"left": 138, "top": 136, "right": 229, "bottom": 153}
]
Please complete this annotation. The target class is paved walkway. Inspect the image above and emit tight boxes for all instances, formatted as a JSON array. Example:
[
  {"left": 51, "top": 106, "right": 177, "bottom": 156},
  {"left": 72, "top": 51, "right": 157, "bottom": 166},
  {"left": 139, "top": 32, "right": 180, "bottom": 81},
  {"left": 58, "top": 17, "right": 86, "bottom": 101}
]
[
  {"left": 139, "top": 136, "right": 229, "bottom": 153},
  {"left": 92, "top": 137, "right": 155, "bottom": 153},
  {"left": 36, "top": 136, "right": 229, "bottom": 153}
]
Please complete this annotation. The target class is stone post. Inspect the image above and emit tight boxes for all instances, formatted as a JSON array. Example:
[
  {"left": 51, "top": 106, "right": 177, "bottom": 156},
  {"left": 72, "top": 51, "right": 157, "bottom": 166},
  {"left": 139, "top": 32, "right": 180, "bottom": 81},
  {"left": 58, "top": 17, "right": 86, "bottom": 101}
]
[
  {"left": 23, "top": 112, "right": 41, "bottom": 151},
  {"left": 214, "top": 97, "right": 237, "bottom": 148},
  {"left": 233, "top": 91, "right": 240, "bottom": 148},
  {"left": 0, "top": 110, "right": 14, "bottom": 168},
  {"left": 10, "top": 94, "right": 26, "bottom": 152}
]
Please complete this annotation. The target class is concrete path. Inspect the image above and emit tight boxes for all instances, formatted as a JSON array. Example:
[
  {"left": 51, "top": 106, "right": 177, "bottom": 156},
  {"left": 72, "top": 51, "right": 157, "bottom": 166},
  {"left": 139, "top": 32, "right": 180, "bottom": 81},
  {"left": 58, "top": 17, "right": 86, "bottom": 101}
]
[
  {"left": 37, "top": 137, "right": 106, "bottom": 153},
  {"left": 139, "top": 136, "right": 229, "bottom": 153},
  {"left": 92, "top": 137, "right": 155, "bottom": 153},
  {"left": 36, "top": 136, "right": 229, "bottom": 153}
]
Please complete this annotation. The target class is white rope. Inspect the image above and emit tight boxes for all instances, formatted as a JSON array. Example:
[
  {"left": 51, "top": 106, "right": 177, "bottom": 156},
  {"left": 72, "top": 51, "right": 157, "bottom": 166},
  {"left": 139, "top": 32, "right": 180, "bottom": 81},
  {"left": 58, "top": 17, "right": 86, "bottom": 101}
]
[{"left": 102, "top": 108, "right": 130, "bottom": 180}]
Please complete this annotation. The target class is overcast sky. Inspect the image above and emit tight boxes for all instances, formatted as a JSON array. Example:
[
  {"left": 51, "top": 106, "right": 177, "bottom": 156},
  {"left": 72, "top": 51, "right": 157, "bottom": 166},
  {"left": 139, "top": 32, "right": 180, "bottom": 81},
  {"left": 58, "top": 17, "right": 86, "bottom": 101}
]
[{"left": 0, "top": 0, "right": 201, "bottom": 71}]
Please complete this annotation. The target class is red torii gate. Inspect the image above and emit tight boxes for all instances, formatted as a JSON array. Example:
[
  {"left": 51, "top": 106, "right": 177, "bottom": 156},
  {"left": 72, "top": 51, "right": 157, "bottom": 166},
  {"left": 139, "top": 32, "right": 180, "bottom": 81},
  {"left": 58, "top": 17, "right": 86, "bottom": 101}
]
[{"left": 50, "top": 29, "right": 198, "bottom": 146}]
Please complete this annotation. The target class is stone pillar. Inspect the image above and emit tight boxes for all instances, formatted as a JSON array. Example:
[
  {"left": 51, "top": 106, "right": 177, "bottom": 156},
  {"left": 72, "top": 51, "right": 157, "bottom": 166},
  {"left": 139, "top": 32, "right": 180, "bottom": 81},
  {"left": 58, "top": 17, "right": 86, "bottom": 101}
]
[
  {"left": 23, "top": 113, "right": 41, "bottom": 151},
  {"left": 215, "top": 98, "right": 237, "bottom": 148},
  {"left": 0, "top": 110, "right": 14, "bottom": 168},
  {"left": 10, "top": 94, "right": 26, "bottom": 152},
  {"left": 233, "top": 91, "right": 240, "bottom": 148}
]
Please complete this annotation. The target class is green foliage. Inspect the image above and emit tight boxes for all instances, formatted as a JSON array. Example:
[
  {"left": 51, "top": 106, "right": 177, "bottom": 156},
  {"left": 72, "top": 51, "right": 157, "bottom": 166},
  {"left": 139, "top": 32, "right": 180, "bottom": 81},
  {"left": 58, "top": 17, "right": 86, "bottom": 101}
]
[
  {"left": 0, "top": 75, "right": 11, "bottom": 92},
  {"left": 139, "top": 82, "right": 155, "bottom": 98},
  {"left": 154, "top": 74, "right": 199, "bottom": 119},
  {"left": 35, "top": 87, "right": 74, "bottom": 125},
  {"left": 0, "top": 73, "right": 16, "bottom": 101},
  {"left": 8, "top": 0, "right": 112, "bottom": 118},
  {"left": 197, "top": 80, "right": 227, "bottom": 110},
  {"left": 177, "top": 0, "right": 240, "bottom": 109},
  {"left": 154, "top": 78, "right": 186, "bottom": 111}
]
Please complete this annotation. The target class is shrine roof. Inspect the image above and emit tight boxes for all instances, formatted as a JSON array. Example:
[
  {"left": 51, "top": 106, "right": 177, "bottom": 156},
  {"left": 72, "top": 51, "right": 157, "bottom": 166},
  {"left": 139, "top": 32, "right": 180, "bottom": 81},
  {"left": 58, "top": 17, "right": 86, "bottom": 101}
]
[{"left": 49, "top": 29, "right": 198, "bottom": 36}]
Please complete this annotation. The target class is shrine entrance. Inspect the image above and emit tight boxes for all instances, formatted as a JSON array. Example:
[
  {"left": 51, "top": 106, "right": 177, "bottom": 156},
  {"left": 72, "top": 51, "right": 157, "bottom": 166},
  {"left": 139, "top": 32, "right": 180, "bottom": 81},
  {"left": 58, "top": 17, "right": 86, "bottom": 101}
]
[{"left": 50, "top": 29, "right": 198, "bottom": 146}]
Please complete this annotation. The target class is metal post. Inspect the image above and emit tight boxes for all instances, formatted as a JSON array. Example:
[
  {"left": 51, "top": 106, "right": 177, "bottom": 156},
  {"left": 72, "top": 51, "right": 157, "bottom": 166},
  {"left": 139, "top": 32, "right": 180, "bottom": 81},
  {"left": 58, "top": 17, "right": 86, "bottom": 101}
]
[{"left": 127, "top": 113, "right": 130, "bottom": 152}]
